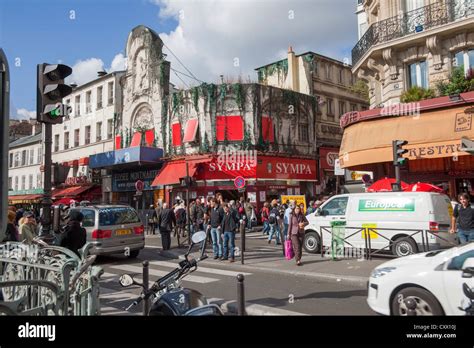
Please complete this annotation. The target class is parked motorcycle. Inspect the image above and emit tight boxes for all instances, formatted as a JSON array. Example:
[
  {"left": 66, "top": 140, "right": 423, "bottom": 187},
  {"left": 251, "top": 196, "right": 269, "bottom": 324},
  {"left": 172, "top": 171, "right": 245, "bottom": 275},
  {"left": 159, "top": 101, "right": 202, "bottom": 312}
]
[
  {"left": 119, "top": 231, "right": 223, "bottom": 316},
  {"left": 459, "top": 283, "right": 474, "bottom": 316}
]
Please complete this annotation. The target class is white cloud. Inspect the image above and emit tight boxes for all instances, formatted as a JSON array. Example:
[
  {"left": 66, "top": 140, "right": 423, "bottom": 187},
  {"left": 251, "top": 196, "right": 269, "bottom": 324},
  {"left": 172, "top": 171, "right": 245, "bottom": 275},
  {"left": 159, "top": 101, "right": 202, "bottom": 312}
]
[
  {"left": 110, "top": 53, "right": 128, "bottom": 72},
  {"left": 14, "top": 108, "right": 36, "bottom": 120},
  {"left": 152, "top": 0, "right": 357, "bottom": 87},
  {"left": 66, "top": 57, "right": 105, "bottom": 86}
]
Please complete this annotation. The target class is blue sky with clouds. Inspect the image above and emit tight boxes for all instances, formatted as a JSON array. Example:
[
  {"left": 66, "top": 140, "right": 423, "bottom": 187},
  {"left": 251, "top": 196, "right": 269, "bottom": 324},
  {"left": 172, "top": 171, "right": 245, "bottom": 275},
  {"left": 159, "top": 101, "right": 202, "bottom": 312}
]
[{"left": 1, "top": 0, "right": 358, "bottom": 119}]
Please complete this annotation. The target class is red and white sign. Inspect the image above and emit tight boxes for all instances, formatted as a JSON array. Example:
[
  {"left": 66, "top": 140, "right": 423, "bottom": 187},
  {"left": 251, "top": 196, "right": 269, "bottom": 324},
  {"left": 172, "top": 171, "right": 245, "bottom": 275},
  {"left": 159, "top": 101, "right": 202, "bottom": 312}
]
[
  {"left": 234, "top": 176, "right": 246, "bottom": 189},
  {"left": 135, "top": 180, "right": 145, "bottom": 192},
  {"left": 65, "top": 176, "right": 90, "bottom": 186},
  {"left": 257, "top": 156, "right": 317, "bottom": 181},
  {"left": 319, "top": 147, "right": 340, "bottom": 170}
]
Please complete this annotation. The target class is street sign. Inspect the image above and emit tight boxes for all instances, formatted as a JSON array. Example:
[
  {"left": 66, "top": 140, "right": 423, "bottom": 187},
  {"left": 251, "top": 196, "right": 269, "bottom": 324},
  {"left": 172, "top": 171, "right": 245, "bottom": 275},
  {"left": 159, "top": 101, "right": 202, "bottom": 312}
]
[
  {"left": 234, "top": 176, "right": 246, "bottom": 189},
  {"left": 135, "top": 180, "right": 144, "bottom": 192}
]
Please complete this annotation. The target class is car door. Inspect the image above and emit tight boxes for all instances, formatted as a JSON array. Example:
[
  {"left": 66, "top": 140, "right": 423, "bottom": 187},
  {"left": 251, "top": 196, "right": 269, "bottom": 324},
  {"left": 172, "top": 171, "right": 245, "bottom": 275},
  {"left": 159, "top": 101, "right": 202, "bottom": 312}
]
[{"left": 442, "top": 248, "right": 474, "bottom": 315}]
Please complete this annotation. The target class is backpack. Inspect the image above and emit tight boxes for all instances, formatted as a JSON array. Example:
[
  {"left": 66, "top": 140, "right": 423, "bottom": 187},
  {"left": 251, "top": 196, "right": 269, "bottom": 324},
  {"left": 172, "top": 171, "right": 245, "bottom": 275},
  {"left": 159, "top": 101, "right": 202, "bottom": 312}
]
[{"left": 268, "top": 209, "right": 277, "bottom": 225}]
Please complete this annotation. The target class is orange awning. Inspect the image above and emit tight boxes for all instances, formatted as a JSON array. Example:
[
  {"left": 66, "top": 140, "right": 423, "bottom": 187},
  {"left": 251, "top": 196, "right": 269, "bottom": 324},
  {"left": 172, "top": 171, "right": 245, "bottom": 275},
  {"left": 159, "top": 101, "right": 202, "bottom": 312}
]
[
  {"left": 339, "top": 105, "right": 474, "bottom": 168},
  {"left": 52, "top": 185, "right": 94, "bottom": 198},
  {"left": 8, "top": 194, "right": 43, "bottom": 204}
]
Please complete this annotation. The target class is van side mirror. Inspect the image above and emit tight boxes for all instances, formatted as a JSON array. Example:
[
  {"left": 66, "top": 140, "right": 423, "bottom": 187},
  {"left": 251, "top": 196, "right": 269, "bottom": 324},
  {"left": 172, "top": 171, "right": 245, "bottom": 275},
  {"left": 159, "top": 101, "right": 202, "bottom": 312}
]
[
  {"left": 316, "top": 208, "right": 327, "bottom": 217},
  {"left": 462, "top": 258, "right": 474, "bottom": 278}
]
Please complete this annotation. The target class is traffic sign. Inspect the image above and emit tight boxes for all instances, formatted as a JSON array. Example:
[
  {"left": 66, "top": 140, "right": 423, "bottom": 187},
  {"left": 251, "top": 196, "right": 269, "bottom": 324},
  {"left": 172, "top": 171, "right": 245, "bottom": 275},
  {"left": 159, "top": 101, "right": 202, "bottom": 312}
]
[
  {"left": 234, "top": 176, "right": 246, "bottom": 189},
  {"left": 135, "top": 180, "right": 144, "bottom": 192}
]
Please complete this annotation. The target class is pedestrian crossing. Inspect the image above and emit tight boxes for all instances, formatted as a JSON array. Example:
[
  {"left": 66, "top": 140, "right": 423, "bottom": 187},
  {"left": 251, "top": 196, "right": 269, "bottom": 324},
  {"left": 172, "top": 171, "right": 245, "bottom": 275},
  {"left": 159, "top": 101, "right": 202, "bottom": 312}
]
[{"left": 98, "top": 257, "right": 254, "bottom": 316}]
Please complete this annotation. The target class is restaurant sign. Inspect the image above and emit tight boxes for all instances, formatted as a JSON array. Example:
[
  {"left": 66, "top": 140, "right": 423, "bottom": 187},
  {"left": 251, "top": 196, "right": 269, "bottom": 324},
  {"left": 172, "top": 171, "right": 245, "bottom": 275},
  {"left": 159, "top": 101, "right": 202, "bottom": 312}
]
[{"left": 113, "top": 169, "right": 160, "bottom": 192}]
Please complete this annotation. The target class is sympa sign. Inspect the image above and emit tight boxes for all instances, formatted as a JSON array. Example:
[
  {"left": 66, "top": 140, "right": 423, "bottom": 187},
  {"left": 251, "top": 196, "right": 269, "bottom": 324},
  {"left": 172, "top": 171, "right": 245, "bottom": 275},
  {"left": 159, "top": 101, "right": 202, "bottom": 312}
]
[{"left": 196, "top": 155, "right": 317, "bottom": 181}]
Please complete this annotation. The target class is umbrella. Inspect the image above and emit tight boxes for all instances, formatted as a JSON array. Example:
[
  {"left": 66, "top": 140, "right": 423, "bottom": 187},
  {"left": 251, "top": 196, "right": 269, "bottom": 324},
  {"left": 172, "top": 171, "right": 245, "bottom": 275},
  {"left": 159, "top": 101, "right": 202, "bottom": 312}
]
[
  {"left": 367, "top": 178, "right": 408, "bottom": 192},
  {"left": 54, "top": 198, "right": 77, "bottom": 206},
  {"left": 403, "top": 182, "right": 444, "bottom": 193}
]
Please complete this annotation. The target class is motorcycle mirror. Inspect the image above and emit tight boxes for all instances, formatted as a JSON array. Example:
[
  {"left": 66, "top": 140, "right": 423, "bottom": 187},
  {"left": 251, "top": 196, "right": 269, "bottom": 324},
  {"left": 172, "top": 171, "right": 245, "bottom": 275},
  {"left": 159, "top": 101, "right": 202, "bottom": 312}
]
[
  {"left": 119, "top": 274, "right": 134, "bottom": 287},
  {"left": 192, "top": 231, "right": 207, "bottom": 244}
]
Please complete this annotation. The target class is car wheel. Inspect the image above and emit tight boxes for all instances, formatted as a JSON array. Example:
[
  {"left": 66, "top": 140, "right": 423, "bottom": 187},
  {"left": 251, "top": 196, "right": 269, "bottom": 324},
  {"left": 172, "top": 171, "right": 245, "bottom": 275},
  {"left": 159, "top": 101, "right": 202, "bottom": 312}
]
[
  {"left": 303, "top": 231, "right": 321, "bottom": 254},
  {"left": 128, "top": 250, "right": 140, "bottom": 258},
  {"left": 391, "top": 237, "right": 417, "bottom": 257},
  {"left": 391, "top": 287, "right": 444, "bottom": 316}
]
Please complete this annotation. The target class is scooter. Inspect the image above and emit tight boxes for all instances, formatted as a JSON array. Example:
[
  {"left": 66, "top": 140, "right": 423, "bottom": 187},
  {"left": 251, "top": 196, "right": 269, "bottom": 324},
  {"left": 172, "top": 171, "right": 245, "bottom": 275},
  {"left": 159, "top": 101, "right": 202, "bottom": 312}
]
[
  {"left": 459, "top": 283, "right": 474, "bottom": 316},
  {"left": 119, "top": 231, "right": 223, "bottom": 316}
]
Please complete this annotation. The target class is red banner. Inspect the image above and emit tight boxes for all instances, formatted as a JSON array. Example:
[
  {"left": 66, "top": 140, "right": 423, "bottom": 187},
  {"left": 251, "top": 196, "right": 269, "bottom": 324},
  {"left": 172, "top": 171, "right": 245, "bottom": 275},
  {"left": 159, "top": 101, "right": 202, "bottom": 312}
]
[
  {"left": 319, "top": 147, "right": 340, "bottom": 170},
  {"left": 257, "top": 156, "right": 317, "bottom": 181}
]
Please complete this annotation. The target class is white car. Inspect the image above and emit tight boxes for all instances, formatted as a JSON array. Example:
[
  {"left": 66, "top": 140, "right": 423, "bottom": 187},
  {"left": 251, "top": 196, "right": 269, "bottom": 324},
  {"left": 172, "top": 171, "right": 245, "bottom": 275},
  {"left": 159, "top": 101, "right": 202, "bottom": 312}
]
[{"left": 367, "top": 243, "right": 474, "bottom": 315}]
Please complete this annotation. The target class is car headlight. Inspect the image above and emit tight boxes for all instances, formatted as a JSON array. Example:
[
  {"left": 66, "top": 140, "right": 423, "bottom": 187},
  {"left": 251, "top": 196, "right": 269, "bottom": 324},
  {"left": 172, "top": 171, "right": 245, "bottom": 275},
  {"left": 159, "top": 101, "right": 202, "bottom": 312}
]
[{"left": 371, "top": 267, "right": 397, "bottom": 278}]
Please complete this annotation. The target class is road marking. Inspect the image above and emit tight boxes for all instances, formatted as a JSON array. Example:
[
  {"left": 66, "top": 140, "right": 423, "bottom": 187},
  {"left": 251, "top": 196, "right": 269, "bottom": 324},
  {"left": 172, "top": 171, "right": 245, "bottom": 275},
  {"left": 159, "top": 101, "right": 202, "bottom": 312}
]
[
  {"left": 148, "top": 261, "right": 252, "bottom": 277},
  {"left": 109, "top": 264, "right": 218, "bottom": 284}
]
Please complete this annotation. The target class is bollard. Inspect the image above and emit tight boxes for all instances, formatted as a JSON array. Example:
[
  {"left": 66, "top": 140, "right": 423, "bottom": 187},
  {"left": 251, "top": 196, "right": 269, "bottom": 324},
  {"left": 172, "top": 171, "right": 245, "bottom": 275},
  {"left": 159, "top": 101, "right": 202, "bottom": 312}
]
[
  {"left": 143, "top": 261, "right": 149, "bottom": 316},
  {"left": 240, "top": 222, "right": 245, "bottom": 265},
  {"left": 237, "top": 274, "right": 246, "bottom": 316},
  {"left": 404, "top": 297, "right": 417, "bottom": 316}
]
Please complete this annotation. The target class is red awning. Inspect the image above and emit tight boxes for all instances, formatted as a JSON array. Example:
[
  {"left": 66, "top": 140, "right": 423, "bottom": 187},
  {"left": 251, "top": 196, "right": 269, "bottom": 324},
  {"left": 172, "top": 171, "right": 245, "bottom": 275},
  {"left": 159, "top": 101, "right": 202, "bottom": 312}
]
[
  {"left": 8, "top": 194, "right": 43, "bottom": 204},
  {"left": 183, "top": 119, "right": 199, "bottom": 143},
  {"left": 79, "top": 157, "right": 89, "bottom": 166},
  {"left": 68, "top": 160, "right": 79, "bottom": 167},
  {"left": 130, "top": 132, "right": 142, "bottom": 147},
  {"left": 52, "top": 185, "right": 95, "bottom": 198},
  {"left": 172, "top": 123, "right": 182, "bottom": 146},
  {"left": 151, "top": 157, "right": 212, "bottom": 187}
]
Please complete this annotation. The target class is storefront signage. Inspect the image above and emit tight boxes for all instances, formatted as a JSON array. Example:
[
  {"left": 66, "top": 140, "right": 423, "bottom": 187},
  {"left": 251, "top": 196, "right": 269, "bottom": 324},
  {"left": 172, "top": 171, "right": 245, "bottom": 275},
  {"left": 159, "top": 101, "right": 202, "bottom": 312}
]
[
  {"left": 406, "top": 142, "right": 464, "bottom": 159},
  {"left": 257, "top": 156, "right": 317, "bottom": 181},
  {"left": 65, "top": 176, "right": 90, "bottom": 186},
  {"left": 455, "top": 112, "right": 472, "bottom": 132},
  {"left": 113, "top": 169, "right": 160, "bottom": 192},
  {"left": 358, "top": 198, "right": 415, "bottom": 212},
  {"left": 280, "top": 195, "right": 307, "bottom": 211}
]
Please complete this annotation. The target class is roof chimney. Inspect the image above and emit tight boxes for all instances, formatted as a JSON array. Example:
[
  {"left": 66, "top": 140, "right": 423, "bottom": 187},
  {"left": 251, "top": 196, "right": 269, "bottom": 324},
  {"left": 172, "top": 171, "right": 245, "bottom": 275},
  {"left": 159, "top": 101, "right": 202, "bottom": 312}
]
[
  {"left": 287, "top": 45, "right": 298, "bottom": 92},
  {"left": 97, "top": 71, "right": 107, "bottom": 77}
]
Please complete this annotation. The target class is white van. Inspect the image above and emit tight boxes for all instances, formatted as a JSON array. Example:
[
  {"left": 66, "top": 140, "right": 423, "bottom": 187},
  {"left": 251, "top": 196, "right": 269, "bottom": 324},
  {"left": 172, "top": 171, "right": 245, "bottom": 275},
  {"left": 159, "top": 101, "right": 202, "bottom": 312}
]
[{"left": 304, "top": 192, "right": 456, "bottom": 257}]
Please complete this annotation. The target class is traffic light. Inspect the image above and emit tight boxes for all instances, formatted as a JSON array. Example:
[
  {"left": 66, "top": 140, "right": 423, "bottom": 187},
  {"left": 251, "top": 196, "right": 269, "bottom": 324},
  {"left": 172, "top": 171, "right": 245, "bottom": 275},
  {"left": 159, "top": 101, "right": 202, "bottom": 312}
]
[
  {"left": 37, "top": 63, "right": 73, "bottom": 124},
  {"left": 392, "top": 140, "right": 408, "bottom": 165}
]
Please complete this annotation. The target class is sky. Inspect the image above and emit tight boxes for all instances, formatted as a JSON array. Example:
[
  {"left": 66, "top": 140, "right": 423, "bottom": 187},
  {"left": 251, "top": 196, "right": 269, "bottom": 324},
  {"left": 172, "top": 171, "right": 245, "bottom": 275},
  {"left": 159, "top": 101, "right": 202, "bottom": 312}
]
[{"left": 0, "top": 0, "right": 359, "bottom": 120}]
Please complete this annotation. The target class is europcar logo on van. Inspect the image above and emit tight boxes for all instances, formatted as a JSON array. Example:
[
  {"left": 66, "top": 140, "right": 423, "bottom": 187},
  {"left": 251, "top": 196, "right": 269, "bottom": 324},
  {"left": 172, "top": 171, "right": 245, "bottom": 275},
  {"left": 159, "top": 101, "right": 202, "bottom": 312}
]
[{"left": 358, "top": 198, "right": 415, "bottom": 212}]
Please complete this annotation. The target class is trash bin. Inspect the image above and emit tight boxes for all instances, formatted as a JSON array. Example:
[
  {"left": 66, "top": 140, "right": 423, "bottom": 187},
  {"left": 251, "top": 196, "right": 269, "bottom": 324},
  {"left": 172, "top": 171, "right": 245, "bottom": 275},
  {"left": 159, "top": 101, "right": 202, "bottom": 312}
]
[{"left": 330, "top": 220, "right": 346, "bottom": 260}]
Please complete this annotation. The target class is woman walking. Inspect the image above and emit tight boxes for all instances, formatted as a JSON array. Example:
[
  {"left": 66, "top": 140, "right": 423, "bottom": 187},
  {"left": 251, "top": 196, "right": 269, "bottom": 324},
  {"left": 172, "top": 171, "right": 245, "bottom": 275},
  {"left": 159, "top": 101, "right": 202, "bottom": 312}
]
[
  {"left": 19, "top": 212, "right": 38, "bottom": 245},
  {"left": 2, "top": 210, "right": 18, "bottom": 243},
  {"left": 287, "top": 205, "right": 309, "bottom": 266}
]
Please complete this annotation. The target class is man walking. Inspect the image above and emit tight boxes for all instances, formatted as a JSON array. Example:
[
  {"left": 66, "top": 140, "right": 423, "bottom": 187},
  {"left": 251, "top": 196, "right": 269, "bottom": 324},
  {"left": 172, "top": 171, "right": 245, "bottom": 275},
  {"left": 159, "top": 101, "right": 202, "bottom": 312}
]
[
  {"left": 209, "top": 198, "right": 224, "bottom": 259},
  {"left": 221, "top": 203, "right": 239, "bottom": 262},
  {"left": 191, "top": 198, "right": 205, "bottom": 234},
  {"left": 157, "top": 203, "right": 176, "bottom": 250},
  {"left": 268, "top": 200, "right": 281, "bottom": 245},
  {"left": 450, "top": 193, "right": 474, "bottom": 244}
]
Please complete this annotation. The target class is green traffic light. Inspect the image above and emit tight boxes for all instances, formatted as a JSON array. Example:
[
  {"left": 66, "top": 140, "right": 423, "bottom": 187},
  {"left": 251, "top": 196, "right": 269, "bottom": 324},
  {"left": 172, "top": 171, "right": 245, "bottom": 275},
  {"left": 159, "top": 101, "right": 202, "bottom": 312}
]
[{"left": 51, "top": 108, "right": 60, "bottom": 118}]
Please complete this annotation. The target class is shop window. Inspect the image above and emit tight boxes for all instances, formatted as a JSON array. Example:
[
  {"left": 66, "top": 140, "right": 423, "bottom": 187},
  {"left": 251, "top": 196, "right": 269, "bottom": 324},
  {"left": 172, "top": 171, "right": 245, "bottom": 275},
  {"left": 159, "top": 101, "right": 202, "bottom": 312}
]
[
  {"left": 172, "top": 123, "right": 182, "bottom": 146},
  {"left": 262, "top": 116, "right": 274, "bottom": 142},
  {"left": 216, "top": 115, "right": 244, "bottom": 141}
]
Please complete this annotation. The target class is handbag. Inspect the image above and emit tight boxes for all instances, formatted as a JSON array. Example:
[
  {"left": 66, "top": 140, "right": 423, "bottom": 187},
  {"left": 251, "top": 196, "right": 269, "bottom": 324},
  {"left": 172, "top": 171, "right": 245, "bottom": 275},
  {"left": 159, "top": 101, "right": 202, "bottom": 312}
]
[{"left": 284, "top": 239, "right": 294, "bottom": 260}]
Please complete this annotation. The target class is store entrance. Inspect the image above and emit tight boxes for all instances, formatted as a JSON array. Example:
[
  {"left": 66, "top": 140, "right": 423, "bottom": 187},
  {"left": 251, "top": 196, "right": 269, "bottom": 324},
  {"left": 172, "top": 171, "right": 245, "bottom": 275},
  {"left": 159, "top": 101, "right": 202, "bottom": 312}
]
[{"left": 215, "top": 190, "right": 240, "bottom": 202}]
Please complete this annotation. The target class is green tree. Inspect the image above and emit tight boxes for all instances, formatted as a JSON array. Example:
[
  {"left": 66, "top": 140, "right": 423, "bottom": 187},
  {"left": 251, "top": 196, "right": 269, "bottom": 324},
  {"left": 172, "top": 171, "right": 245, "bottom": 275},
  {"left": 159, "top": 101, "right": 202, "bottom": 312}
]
[{"left": 437, "top": 66, "right": 474, "bottom": 96}]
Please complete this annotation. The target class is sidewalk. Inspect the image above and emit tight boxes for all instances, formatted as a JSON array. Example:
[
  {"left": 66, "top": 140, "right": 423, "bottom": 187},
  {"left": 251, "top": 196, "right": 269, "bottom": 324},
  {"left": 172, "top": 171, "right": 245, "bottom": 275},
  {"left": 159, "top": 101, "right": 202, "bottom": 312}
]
[{"left": 147, "top": 231, "right": 386, "bottom": 285}]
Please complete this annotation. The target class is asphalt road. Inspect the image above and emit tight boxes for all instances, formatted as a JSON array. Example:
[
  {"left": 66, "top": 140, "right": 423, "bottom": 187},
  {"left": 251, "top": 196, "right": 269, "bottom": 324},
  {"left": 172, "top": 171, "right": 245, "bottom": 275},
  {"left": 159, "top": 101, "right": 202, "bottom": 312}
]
[{"left": 97, "top": 234, "right": 375, "bottom": 316}]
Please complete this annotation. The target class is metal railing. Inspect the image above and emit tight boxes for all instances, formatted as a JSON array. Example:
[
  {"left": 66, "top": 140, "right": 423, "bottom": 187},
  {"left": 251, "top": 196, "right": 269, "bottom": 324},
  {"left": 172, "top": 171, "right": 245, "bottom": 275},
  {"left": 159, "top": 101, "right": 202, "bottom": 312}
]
[
  {"left": 0, "top": 241, "right": 103, "bottom": 315},
  {"left": 352, "top": 0, "right": 474, "bottom": 66},
  {"left": 319, "top": 226, "right": 458, "bottom": 260}
]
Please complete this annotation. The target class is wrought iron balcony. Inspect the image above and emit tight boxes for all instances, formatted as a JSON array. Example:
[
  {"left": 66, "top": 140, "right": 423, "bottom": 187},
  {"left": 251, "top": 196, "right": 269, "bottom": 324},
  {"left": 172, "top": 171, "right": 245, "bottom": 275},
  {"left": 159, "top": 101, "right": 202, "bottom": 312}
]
[{"left": 352, "top": 0, "right": 474, "bottom": 67}]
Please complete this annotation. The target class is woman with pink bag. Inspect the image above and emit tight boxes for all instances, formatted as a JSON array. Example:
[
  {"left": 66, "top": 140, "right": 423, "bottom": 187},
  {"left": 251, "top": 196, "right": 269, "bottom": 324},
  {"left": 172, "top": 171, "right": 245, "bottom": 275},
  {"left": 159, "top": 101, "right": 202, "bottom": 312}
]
[{"left": 287, "top": 205, "right": 309, "bottom": 266}]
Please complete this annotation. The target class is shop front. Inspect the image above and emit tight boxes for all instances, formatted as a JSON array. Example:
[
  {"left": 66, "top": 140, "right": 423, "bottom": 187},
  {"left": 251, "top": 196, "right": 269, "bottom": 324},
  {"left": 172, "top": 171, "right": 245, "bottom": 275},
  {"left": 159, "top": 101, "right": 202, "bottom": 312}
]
[
  {"left": 151, "top": 154, "right": 318, "bottom": 210},
  {"left": 8, "top": 188, "right": 44, "bottom": 211},
  {"left": 339, "top": 91, "right": 474, "bottom": 198},
  {"left": 318, "top": 147, "right": 340, "bottom": 195}
]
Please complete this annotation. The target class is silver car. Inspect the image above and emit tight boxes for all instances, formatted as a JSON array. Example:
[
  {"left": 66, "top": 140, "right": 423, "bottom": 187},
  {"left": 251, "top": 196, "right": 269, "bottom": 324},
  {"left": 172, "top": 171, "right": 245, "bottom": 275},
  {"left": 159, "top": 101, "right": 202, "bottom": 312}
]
[{"left": 70, "top": 205, "right": 145, "bottom": 258}]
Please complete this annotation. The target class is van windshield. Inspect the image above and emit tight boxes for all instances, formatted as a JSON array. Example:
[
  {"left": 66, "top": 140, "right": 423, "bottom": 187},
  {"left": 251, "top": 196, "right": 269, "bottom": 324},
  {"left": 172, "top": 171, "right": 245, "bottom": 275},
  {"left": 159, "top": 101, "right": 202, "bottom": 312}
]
[{"left": 99, "top": 207, "right": 140, "bottom": 226}]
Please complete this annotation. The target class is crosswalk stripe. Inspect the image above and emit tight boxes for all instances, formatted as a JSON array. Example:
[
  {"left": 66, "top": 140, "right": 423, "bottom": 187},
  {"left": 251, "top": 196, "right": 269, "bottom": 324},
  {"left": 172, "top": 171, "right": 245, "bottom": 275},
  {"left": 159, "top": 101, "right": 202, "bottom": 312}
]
[
  {"left": 148, "top": 261, "right": 252, "bottom": 277},
  {"left": 109, "top": 264, "right": 218, "bottom": 284}
]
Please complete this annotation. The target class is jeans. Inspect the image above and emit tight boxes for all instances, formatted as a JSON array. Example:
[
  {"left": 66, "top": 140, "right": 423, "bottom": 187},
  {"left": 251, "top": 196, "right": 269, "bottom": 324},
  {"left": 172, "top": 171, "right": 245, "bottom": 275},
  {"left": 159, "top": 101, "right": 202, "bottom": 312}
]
[
  {"left": 268, "top": 223, "right": 280, "bottom": 244},
  {"left": 457, "top": 228, "right": 474, "bottom": 244},
  {"left": 210, "top": 227, "right": 222, "bottom": 257},
  {"left": 283, "top": 223, "right": 289, "bottom": 240},
  {"left": 223, "top": 231, "right": 236, "bottom": 259},
  {"left": 262, "top": 221, "right": 270, "bottom": 235}
]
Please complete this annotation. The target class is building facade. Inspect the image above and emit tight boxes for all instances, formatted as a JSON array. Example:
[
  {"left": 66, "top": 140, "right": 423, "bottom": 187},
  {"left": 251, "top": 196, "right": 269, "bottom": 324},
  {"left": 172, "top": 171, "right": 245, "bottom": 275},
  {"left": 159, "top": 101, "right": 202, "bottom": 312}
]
[
  {"left": 255, "top": 46, "right": 369, "bottom": 192},
  {"left": 51, "top": 71, "right": 125, "bottom": 202},
  {"left": 353, "top": 0, "right": 474, "bottom": 108},
  {"left": 89, "top": 26, "right": 321, "bottom": 211},
  {"left": 7, "top": 132, "right": 44, "bottom": 206}
]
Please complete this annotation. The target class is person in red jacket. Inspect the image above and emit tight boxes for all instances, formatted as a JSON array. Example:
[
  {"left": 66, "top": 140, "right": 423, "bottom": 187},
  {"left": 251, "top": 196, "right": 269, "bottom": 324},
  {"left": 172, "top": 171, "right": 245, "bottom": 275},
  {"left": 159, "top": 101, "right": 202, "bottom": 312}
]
[{"left": 261, "top": 202, "right": 270, "bottom": 235}]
